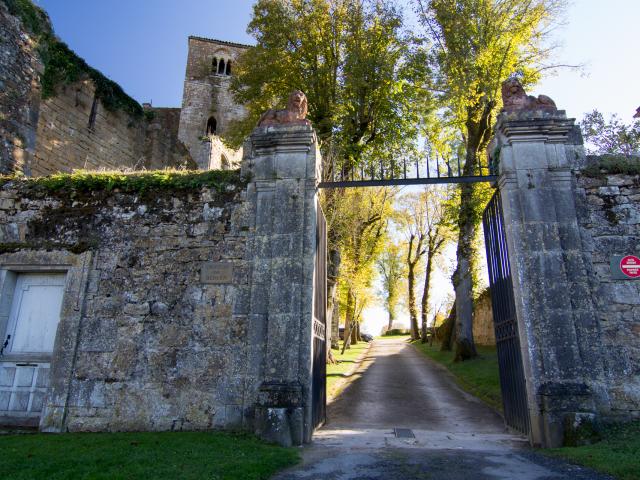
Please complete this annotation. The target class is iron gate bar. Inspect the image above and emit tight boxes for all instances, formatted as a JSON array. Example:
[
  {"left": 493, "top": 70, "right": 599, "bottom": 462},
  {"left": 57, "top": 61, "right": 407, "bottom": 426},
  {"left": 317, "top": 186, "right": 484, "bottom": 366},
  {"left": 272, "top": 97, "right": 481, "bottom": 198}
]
[
  {"left": 312, "top": 200, "right": 328, "bottom": 430},
  {"left": 318, "top": 175, "right": 497, "bottom": 189},
  {"left": 482, "top": 191, "right": 531, "bottom": 436}
]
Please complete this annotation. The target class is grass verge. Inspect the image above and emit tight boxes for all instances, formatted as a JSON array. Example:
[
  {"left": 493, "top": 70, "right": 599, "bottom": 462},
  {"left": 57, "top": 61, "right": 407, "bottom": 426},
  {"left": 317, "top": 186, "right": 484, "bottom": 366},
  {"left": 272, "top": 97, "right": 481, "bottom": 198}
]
[
  {"left": 544, "top": 421, "right": 640, "bottom": 480},
  {"left": 326, "top": 341, "right": 371, "bottom": 400},
  {"left": 412, "top": 340, "right": 503, "bottom": 412},
  {"left": 0, "top": 431, "right": 299, "bottom": 480}
]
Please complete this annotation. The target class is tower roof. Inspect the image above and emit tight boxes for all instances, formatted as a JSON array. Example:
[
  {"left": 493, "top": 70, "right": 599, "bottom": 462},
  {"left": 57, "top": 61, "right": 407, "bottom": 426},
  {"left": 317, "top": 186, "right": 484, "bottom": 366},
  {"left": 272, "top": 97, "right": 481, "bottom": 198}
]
[{"left": 188, "top": 36, "right": 252, "bottom": 49}]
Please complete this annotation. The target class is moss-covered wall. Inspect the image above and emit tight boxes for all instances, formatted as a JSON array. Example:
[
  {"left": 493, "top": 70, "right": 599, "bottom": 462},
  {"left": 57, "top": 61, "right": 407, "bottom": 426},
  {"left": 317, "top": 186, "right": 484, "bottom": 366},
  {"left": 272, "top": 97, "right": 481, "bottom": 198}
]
[
  {"left": 1, "top": 0, "right": 196, "bottom": 176},
  {"left": 0, "top": 170, "right": 256, "bottom": 432}
]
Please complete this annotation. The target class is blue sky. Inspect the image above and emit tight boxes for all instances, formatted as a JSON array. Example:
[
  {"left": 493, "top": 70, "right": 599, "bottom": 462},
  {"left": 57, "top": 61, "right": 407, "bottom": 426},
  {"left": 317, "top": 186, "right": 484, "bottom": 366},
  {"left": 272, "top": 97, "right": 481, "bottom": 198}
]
[
  {"left": 37, "top": 0, "right": 255, "bottom": 108},
  {"left": 37, "top": 0, "right": 640, "bottom": 121}
]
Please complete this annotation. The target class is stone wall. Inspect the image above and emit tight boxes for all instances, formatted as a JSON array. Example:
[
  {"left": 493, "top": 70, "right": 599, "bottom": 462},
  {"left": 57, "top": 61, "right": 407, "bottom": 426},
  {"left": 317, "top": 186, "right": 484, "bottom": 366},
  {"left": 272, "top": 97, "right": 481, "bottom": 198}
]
[
  {"left": 0, "top": 123, "right": 322, "bottom": 446},
  {"left": 32, "top": 81, "right": 195, "bottom": 176},
  {"left": 473, "top": 289, "right": 495, "bottom": 346},
  {"left": 0, "top": 1, "right": 43, "bottom": 175},
  {"left": 574, "top": 164, "right": 640, "bottom": 416},
  {"left": 33, "top": 79, "right": 144, "bottom": 175},
  {"left": 0, "top": 3, "right": 195, "bottom": 177},
  {"left": 0, "top": 175, "right": 254, "bottom": 432},
  {"left": 143, "top": 107, "right": 195, "bottom": 170},
  {"left": 178, "top": 37, "right": 247, "bottom": 169}
]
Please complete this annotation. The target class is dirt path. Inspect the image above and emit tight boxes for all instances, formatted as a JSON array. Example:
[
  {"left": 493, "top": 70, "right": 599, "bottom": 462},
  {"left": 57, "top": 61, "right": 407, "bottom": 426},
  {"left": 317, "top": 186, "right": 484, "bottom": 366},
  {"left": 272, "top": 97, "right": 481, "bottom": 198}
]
[{"left": 273, "top": 338, "right": 610, "bottom": 480}]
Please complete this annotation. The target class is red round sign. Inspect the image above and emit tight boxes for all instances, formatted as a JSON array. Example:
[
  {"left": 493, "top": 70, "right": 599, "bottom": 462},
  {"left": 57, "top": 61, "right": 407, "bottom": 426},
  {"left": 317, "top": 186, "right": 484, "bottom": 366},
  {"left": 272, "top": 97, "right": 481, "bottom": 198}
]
[{"left": 620, "top": 255, "right": 640, "bottom": 278}]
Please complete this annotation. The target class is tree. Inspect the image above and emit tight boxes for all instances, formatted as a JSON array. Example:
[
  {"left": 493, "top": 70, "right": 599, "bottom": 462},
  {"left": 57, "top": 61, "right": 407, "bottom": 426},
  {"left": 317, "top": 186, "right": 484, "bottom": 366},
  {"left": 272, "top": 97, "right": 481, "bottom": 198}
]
[
  {"left": 232, "top": 0, "right": 432, "bottom": 358},
  {"left": 376, "top": 241, "right": 406, "bottom": 332},
  {"left": 580, "top": 110, "right": 640, "bottom": 156},
  {"left": 395, "top": 193, "right": 429, "bottom": 340},
  {"left": 230, "top": 0, "right": 431, "bottom": 167},
  {"left": 418, "top": 187, "right": 451, "bottom": 343},
  {"left": 330, "top": 187, "right": 394, "bottom": 352},
  {"left": 415, "top": 0, "right": 566, "bottom": 361}
]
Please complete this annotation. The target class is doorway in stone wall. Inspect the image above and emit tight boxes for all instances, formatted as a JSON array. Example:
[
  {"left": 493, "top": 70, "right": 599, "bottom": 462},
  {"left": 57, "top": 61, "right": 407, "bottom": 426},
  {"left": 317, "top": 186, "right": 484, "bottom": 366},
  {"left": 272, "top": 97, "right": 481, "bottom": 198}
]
[{"left": 0, "top": 272, "right": 66, "bottom": 428}]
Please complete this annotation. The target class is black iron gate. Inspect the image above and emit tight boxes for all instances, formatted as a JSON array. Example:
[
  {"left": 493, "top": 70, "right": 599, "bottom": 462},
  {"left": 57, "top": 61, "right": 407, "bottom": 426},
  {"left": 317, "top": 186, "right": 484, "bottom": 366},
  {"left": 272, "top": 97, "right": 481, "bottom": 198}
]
[
  {"left": 312, "top": 202, "right": 327, "bottom": 429},
  {"left": 482, "top": 192, "right": 530, "bottom": 435}
]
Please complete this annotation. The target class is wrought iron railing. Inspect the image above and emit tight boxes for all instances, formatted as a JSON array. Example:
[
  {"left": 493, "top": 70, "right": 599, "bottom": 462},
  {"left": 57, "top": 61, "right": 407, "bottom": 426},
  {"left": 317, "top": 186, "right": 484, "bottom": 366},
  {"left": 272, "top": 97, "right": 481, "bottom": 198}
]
[{"left": 319, "top": 155, "right": 497, "bottom": 188}]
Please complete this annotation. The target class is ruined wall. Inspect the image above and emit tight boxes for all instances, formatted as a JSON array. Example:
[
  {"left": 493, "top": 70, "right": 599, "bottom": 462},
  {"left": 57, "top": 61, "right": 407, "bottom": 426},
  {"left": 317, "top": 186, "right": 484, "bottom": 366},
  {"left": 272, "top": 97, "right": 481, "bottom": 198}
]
[
  {"left": 0, "top": 2, "right": 194, "bottom": 177},
  {"left": 575, "top": 165, "right": 640, "bottom": 415},
  {"left": 33, "top": 80, "right": 144, "bottom": 175},
  {"left": 178, "top": 37, "right": 247, "bottom": 169},
  {"left": 143, "top": 107, "right": 195, "bottom": 170},
  {"left": 32, "top": 82, "right": 195, "bottom": 176},
  {"left": 0, "top": 175, "right": 257, "bottom": 432},
  {"left": 473, "top": 289, "right": 495, "bottom": 346},
  {"left": 0, "top": 1, "right": 43, "bottom": 175}
]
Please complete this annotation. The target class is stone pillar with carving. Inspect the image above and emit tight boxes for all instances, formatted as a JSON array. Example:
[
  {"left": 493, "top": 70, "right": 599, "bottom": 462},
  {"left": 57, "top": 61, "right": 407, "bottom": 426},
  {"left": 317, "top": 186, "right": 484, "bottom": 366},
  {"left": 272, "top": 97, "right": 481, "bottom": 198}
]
[
  {"left": 241, "top": 105, "right": 320, "bottom": 446},
  {"left": 490, "top": 80, "right": 609, "bottom": 447}
]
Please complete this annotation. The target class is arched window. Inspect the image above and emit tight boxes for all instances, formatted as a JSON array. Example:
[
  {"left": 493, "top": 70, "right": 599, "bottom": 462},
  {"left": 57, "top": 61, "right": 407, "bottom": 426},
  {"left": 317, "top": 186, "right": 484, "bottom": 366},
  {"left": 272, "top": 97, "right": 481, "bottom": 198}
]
[
  {"left": 218, "top": 59, "right": 225, "bottom": 75},
  {"left": 212, "top": 57, "right": 218, "bottom": 73},
  {"left": 225, "top": 60, "right": 232, "bottom": 75},
  {"left": 206, "top": 116, "right": 217, "bottom": 136}
]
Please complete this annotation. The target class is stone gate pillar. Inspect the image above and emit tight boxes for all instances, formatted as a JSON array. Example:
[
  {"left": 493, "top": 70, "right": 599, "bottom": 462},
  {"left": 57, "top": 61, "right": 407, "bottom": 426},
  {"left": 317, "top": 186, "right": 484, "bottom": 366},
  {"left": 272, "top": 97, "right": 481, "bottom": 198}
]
[
  {"left": 490, "top": 98, "right": 607, "bottom": 447},
  {"left": 242, "top": 124, "right": 320, "bottom": 446}
]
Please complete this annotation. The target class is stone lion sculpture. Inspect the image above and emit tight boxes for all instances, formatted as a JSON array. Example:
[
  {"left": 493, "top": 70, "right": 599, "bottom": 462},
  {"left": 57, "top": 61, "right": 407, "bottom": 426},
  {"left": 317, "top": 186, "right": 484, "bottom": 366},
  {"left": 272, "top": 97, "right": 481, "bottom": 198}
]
[
  {"left": 501, "top": 78, "right": 557, "bottom": 112},
  {"left": 257, "top": 90, "right": 311, "bottom": 127}
]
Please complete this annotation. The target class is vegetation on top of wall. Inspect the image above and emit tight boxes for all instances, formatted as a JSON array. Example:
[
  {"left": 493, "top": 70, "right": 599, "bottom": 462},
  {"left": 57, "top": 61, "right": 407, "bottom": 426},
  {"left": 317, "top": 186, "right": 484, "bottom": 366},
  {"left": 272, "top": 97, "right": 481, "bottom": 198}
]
[
  {"left": 581, "top": 155, "right": 640, "bottom": 178},
  {"left": 41, "top": 41, "right": 144, "bottom": 118},
  {"left": 3, "top": 0, "right": 51, "bottom": 37},
  {"left": 0, "top": 169, "right": 246, "bottom": 195},
  {"left": 3, "top": 0, "right": 144, "bottom": 118}
]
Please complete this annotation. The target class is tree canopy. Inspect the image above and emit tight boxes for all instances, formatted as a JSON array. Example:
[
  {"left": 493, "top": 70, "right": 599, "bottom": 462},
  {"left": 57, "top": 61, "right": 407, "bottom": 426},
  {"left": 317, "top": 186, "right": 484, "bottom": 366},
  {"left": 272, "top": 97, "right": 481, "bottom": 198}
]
[
  {"left": 581, "top": 110, "right": 640, "bottom": 156},
  {"left": 230, "top": 0, "right": 432, "bottom": 172}
]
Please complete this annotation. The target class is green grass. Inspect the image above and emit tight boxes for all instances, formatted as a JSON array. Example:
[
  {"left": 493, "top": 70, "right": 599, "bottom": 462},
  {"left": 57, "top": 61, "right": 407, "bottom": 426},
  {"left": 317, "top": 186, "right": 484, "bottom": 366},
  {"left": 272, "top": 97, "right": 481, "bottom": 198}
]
[
  {"left": 544, "top": 421, "right": 640, "bottom": 480},
  {"left": 412, "top": 341, "right": 503, "bottom": 412},
  {"left": 0, "top": 431, "right": 299, "bottom": 480},
  {"left": 376, "top": 333, "right": 412, "bottom": 339},
  {"left": 326, "top": 341, "right": 370, "bottom": 399},
  {"left": 1, "top": 169, "right": 244, "bottom": 195}
]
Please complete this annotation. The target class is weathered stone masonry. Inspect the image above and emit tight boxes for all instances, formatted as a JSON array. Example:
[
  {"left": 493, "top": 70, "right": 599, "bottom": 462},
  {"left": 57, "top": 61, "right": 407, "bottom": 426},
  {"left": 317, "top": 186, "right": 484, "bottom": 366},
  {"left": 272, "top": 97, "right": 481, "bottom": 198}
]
[
  {"left": 0, "top": 4, "right": 195, "bottom": 177},
  {"left": 574, "top": 165, "right": 640, "bottom": 415},
  {"left": 0, "top": 1, "right": 43, "bottom": 175},
  {"left": 0, "top": 178, "right": 253, "bottom": 432},
  {"left": 0, "top": 123, "right": 322, "bottom": 446},
  {"left": 491, "top": 107, "right": 640, "bottom": 447}
]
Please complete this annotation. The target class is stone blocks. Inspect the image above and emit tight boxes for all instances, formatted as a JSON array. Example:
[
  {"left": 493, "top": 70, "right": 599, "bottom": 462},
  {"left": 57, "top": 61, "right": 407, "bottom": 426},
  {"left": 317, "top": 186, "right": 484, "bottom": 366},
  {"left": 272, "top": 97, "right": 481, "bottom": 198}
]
[{"left": 494, "top": 108, "right": 640, "bottom": 447}]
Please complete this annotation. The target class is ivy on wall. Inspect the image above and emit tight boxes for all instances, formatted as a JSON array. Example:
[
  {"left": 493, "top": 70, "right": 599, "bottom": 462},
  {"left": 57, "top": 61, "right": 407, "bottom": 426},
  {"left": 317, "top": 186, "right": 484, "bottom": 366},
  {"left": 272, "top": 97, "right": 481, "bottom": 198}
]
[
  {"left": 0, "top": 169, "right": 245, "bottom": 195},
  {"left": 4, "top": 0, "right": 144, "bottom": 118}
]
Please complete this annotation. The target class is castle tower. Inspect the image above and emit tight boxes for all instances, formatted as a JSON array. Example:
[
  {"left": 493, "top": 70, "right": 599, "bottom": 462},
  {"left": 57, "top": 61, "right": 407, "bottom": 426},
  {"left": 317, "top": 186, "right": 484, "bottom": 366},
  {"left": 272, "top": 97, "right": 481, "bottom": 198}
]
[{"left": 177, "top": 36, "right": 249, "bottom": 170}]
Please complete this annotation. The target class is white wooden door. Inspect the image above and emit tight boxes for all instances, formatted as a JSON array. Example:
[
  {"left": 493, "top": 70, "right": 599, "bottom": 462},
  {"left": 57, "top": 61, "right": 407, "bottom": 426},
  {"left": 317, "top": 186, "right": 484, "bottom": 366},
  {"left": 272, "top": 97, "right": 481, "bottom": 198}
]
[
  {"left": 0, "top": 273, "right": 65, "bottom": 421},
  {"left": 5, "top": 273, "right": 66, "bottom": 354}
]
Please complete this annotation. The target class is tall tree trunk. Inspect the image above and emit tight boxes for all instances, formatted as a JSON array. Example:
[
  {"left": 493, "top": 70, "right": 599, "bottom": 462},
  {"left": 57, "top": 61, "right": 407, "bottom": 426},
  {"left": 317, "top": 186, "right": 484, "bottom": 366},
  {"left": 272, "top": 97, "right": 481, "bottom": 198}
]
[
  {"left": 342, "top": 288, "right": 354, "bottom": 353},
  {"left": 387, "top": 306, "right": 395, "bottom": 332},
  {"left": 420, "top": 252, "right": 434, "bottom": 343},
  {"left": 453, "top": 106, "right": 492, "bottom": 361},
  {"left": 350, "top": 321, "right": 358, "bottom": 345},
  {"left": 327, "top": 250, "right": 341, "bottom": 350},
  {"left": 408, "top": 263, "right": 419, "bottom": 340}
]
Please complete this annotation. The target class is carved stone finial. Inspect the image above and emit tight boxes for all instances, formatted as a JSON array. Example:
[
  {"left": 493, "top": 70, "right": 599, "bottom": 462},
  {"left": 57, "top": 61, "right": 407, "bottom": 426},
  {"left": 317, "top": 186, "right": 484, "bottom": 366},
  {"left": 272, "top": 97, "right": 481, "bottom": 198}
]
[
  {"left": 501, "top": 78, "right": 557, "bottom": 112},
  {"left": 257, "top": 90, "right": 311, "bottom": 127}
]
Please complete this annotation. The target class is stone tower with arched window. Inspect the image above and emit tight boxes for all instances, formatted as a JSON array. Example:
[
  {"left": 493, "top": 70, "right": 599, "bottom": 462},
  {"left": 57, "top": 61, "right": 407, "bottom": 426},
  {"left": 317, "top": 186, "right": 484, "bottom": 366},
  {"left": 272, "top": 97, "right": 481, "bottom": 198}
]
[{"left": 177, "top": 36, "right": 248, "bottom": 169}]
